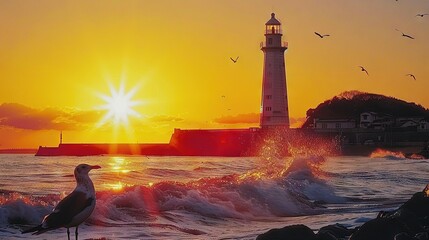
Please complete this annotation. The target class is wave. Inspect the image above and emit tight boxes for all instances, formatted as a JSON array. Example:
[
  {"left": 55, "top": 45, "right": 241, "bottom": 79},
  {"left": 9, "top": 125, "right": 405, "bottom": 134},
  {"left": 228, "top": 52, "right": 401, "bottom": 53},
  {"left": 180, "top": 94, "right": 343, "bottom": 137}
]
[
  {"left": 369, "top": 148, "right": 406, "bottom": 160},
  {"left": 0, "top": 156, "right": 343, "bottom": 228}
]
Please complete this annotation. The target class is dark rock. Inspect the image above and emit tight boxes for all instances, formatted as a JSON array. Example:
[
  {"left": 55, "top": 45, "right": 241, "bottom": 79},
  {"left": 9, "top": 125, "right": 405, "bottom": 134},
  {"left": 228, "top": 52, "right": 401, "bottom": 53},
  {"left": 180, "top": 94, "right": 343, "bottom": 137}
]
[
  {"left": 257, "top": 187, "right": 429, "bottom": 240},
  {"left": 349, "top": 217, "right": 411, "bottom": 240},
  {"left": 399, "top": 190, "right": 429, "bottom": 220},
  {"left": 394, "top": 232, "right": 416, "bottom": 240},
  {"left": 316, "top": 231, "right": 337, "bottom": 240},
  {"left": 393, "top": 209, "right": 425, "bottom": 234},
  {"left": 415, "top": 232, "right": 429, "bottom": 240},
  {"left": 317, "top": 223, "right": 354, "bottom": 239},
  {"left": 378, "top": 210, "right": 396, "bottom": 218},
  {"left": 256, "top": 224, "right": 317, "bottom": 240}
]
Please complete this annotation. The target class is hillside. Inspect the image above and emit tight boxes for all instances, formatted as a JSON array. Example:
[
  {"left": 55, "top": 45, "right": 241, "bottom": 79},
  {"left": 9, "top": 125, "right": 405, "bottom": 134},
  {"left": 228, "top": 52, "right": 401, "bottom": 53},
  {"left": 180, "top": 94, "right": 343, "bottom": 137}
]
[{"left": 302, "top": 91, "right": 429, "bottom": 128}]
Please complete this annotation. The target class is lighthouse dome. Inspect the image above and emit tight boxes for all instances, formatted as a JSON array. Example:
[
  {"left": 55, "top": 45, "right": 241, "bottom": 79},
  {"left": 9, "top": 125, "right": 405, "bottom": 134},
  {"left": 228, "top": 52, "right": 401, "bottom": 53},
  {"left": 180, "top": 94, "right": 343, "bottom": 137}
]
[{"left": 265, "top": 13, "right": 281, "bottom": 25}]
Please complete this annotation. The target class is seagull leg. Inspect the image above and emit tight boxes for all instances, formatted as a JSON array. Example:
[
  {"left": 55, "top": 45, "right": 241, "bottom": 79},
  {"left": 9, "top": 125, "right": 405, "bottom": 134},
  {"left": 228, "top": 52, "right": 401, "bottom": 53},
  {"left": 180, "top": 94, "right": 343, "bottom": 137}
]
[
  {"left": 75, "top": 226, "right": 79, "bottom": 240},
  {"left": 67, "top": 228, "right": 70, "bottom": 240}
]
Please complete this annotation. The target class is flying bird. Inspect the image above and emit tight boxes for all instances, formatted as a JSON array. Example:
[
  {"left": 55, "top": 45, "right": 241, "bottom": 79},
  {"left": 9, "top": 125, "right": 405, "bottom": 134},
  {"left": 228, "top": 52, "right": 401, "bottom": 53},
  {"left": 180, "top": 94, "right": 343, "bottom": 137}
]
[
  {"left": 406, "top": 74, "right": 416, "bottom": 80},
  {"left": 395, "top": 29, "right": 415, "bottom": 39},
  {"left": 359, "top": 66, "right": 369, "bottom": 76},
  {"left": 314, "top": 32, "right": 330, "bottom": 38},
  {"left": 22, "top": 164, "right": 101, "bottom": 240},
  {"left": 416, "top": 13, "right": 429, "bottom": 17},
  {"left": 230, "top": 56, "right": 239, "bottom": 63}
]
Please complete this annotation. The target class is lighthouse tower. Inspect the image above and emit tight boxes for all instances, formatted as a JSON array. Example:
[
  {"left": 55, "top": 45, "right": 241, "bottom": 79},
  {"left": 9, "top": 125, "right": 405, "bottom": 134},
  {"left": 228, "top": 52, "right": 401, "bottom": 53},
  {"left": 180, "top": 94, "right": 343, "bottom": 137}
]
[{"left": 260, "top": 13, "right": 289, "bottom": 128}]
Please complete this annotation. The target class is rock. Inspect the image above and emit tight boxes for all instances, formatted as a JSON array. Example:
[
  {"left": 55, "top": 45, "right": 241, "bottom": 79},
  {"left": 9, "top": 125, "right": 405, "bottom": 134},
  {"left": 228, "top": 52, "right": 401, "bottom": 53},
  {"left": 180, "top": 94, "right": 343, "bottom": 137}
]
[
  {"left": 394, "top": 232, "right": 416, "bottom": 240},
  {"left": 317, "top": 223, "right": 354, "bottom": 239},
  {"left": 316, "top": 231, "right": 338, "bottom": 240},
  {"left": 257, "top": 187, "right": 429, "bottom": 240},
  {"left": 415, "top": 232, "right": 429, "bottom": 240},
  {"left": 256, "top": 224, "right": 317, "bottom": 240},
  {"left": 349, "top": 217, "right": 411, "bottom": 240},
  {"left": 398, "top": 189, "right": 429, "bottom": 221}
]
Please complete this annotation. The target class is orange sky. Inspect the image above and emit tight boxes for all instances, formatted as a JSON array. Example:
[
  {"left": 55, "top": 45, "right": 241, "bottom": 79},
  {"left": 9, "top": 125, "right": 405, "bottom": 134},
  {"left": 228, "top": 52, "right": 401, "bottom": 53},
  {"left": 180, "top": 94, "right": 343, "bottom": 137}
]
[{"left": 0, "top": 0, "right": 428, "bottom": 148}]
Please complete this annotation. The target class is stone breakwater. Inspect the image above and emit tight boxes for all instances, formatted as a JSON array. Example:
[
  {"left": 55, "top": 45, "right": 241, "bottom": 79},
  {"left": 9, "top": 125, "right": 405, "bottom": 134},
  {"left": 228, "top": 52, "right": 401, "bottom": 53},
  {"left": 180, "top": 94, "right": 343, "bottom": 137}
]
[{"left": 256, "top": 185, "right": 429, "bottom": 240}]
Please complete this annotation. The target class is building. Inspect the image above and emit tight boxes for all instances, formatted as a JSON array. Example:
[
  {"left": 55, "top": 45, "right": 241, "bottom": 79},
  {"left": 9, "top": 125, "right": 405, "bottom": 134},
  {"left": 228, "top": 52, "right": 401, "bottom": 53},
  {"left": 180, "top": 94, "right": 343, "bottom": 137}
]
[
  {"left": 313, "top": 118, "right": 356, "bottom": 131},
  {"left": 260, "top": 13, "right": 290, "bottom": 128},
  {"left": 360, "top": 112, "right": 393, "bottom": 129}
]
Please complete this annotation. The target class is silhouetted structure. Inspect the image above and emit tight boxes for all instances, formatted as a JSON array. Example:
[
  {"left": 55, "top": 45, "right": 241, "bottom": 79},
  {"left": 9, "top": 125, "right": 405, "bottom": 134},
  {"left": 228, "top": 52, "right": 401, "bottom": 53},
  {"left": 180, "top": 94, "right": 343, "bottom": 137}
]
[{"left": 260, "top": 13, "right": 290, "bottom": 128}]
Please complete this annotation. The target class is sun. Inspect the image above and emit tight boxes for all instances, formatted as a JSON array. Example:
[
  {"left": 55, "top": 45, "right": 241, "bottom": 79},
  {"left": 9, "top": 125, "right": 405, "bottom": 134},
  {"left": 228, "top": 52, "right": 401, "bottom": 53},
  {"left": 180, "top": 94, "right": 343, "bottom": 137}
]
[{"left": 97, "top": 82, "right": 141, "bottom": 126}]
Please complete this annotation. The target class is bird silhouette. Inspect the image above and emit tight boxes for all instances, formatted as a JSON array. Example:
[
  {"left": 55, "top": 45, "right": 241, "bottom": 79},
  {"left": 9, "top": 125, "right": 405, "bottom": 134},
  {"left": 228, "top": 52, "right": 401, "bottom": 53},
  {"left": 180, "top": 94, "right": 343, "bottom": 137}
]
[
  {"left": 359, "top": 66, "right": 369, "bottom": 76},
  {"left": 230, "top": 56, "right": 239, "bottom": 63},
  {"left": 396, "top": 29, "right": 415, "bottom": 39},
  {"left": 406, "top": 74, "right": 416, "bottom": 80},
  {"left": 22, "top": 164, "right": 101, "bottom": 240},
  {"left": 314, "top": 32, "right": 330, "bottom": 38},
  {"left": 416, "top": 13, "right": 429, "bottom": 17}
]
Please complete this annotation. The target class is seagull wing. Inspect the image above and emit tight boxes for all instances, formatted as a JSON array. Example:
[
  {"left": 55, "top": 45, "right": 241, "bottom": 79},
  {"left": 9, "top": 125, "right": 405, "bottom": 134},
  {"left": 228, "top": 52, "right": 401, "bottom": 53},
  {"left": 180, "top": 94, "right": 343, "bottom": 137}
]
[
  {"left": 314, "top": 32, "right": 323, "bottom": 38},
  {"left": 27, "top": 191, "right": 94, "bottom": 235},
  {"left": 407, "top": 74, "right": 416, "bottom": 80},
  {"left": 359, "top": 66, "right": 369, "bottom": 75}
]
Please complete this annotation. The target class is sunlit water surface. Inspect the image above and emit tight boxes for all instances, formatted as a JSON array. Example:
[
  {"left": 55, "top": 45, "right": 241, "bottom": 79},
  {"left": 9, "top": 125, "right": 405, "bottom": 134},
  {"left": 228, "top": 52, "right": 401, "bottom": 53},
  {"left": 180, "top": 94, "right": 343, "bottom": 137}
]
[{"left": 1, "top": 153, "right": 428, "bottom": 239}]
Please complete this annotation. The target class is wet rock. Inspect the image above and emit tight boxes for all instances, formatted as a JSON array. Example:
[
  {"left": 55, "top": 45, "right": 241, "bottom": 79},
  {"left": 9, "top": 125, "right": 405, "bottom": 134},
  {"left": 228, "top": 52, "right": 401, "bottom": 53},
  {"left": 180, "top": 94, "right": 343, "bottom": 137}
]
[
  {"left": 349, "top": 217, "right": 411, "bottom": 240},
  {"left": 257, "top": 186, "right": 429, "bottom": 240},
  {"left": 256, "top": 224, "right": 317, "bottom": 240},
  {"left": 317, "top": 223, "right": 354, "bottom": 239},
  {"left": 416, "top": 232, "right": 429, "bottom": 240},
  {"left": 316, "top": 231, "right": 338, "bottom": 240},
  {"left": 394, "top": 232, "right": 416, "bottom": 240}
]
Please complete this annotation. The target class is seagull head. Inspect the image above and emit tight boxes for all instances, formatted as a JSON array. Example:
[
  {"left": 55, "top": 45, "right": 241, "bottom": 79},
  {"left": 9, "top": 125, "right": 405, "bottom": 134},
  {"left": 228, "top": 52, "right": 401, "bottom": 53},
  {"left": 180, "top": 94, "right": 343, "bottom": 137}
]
[{"left": 74, "top": 164, "right": 101, "bottom": 178}]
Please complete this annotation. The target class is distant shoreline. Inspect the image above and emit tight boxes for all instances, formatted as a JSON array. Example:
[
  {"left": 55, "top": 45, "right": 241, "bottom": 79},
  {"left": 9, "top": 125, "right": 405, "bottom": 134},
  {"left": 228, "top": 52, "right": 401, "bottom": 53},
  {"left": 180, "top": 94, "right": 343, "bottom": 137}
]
[{"left": 0, "top": 149, "right": 37, "bottom": 154}]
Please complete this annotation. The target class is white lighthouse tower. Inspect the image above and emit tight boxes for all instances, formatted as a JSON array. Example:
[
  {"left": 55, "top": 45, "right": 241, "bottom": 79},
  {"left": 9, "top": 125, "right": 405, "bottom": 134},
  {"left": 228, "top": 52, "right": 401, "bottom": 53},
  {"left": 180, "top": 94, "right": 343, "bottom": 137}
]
[{"left": 260, "top": 13, "right": 289, "bottom": 128}]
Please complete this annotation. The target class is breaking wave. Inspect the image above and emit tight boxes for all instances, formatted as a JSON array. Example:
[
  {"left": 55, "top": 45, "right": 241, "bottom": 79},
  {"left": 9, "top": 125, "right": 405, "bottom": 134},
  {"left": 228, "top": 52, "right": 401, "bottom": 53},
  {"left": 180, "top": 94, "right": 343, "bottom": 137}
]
[
  {"left": 369, "top": 148, "right": 406, "bottom": 160},
  {"left": 0, "top": 156, "right": 342, "bottom": 228}
]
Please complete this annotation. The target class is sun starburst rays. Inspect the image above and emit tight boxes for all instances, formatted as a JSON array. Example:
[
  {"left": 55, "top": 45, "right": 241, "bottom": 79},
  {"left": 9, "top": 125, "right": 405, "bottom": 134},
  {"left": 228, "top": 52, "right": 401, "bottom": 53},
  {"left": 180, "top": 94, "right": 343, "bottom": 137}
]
[{"left": 96, "top": 82, "right": 142, "bottom": 129}]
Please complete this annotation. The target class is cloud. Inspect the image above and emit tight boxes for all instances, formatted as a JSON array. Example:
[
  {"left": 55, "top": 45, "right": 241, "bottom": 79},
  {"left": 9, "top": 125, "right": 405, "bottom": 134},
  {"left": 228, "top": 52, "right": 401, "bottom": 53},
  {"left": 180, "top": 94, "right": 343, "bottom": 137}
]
[
  {"left": 0, "top": 103, "right": 101, "bottom": 130},
  {"left": 147, "top": 115, "right": 184, "bottom": 123},
  {"left": 214, "top": 113, "right": 260, "bottom": 124}
]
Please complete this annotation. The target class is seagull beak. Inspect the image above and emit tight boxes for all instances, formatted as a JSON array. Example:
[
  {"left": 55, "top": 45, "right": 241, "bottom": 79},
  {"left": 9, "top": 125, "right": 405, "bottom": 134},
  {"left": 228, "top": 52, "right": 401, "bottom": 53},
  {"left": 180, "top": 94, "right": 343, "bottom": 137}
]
[{"left": 90, "top": 165, "right": 101, "bottom": 170}]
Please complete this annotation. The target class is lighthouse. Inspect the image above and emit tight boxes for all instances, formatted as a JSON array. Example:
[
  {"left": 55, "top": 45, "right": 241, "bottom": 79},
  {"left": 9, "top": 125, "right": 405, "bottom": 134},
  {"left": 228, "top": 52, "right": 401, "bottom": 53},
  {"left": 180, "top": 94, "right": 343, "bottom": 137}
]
[{"left": 260, "top": 13, "right": 289, "bottom": 128}]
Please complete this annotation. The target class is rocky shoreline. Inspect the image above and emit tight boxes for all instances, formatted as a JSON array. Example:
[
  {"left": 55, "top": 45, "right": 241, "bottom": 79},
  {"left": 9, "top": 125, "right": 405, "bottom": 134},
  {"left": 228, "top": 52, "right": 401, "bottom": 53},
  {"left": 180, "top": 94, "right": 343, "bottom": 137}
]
[{"left": 256, "top": 185, "right": 429, "bottom": 240}]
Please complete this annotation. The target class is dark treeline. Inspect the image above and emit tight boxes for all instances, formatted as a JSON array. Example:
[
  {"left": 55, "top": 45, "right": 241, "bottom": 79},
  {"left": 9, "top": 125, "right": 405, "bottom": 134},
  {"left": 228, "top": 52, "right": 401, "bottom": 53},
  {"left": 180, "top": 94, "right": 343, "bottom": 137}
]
[{"left": 302, "top": 91, "right": 429, "bottom": 128}]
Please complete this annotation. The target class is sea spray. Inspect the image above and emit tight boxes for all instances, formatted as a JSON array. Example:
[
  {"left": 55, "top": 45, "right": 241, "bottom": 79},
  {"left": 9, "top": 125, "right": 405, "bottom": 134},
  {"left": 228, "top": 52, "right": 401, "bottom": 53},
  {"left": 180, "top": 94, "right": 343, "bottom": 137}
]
[{"left": 1, "top": 155, "right": 428, "bottom": 239}]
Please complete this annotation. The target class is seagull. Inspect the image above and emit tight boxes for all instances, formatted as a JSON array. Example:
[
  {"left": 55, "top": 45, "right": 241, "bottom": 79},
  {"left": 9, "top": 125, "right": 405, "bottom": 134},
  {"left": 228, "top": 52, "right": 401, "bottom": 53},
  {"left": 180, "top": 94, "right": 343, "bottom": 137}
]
[
  {"left": 230, "top": 56, "right": 239, "bottom": 63},
  {"left": 314, "top": 32, "right": 330, "bottom": 38},
  {"left": 406, "top": 73, "right": 416, "bottom": 80},
  {"left": 359, "top": 66, "right": 369, "bottom": 76},
  {"left": 416, "top": 13, "right": 429, "bottom": 17},
  {"left": 22, "top": 164, "right": 101, "bottom": 240},
  {"left": 395, "top": 29, "right": 415, "bottom": 39}
]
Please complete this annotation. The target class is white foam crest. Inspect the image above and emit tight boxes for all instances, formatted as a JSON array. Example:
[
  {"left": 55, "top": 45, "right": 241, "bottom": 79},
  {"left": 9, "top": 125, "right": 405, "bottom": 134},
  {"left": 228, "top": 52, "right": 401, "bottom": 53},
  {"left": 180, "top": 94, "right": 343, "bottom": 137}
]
[
  {"left": 1, "top": 156, "right": 341, "bottom": 227},
  {"left": 0, "top": 200, "right": 50, "bottom": 225},
  {"left": 282, "top": 156, "right": 345, "bottom": 204}
]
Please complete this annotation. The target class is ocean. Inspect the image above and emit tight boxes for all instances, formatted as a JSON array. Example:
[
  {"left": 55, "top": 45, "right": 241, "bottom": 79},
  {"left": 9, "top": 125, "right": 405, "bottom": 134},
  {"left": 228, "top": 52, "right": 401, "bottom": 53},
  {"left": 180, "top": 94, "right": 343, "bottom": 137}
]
[{"left": 0, "top": 151, "right": 428, "bottom": 239}]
